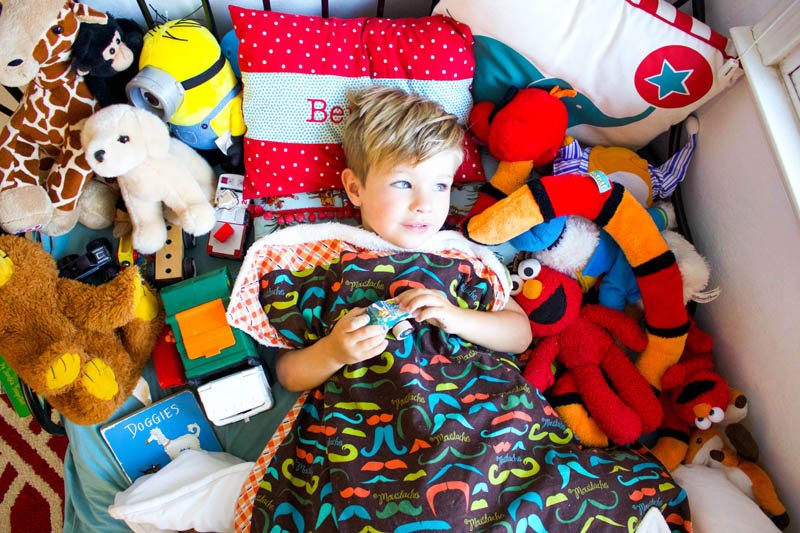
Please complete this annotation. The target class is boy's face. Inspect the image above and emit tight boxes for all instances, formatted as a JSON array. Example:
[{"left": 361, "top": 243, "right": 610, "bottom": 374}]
[{"left": 342, "top": 149, "right": 461, "bottom": 249}]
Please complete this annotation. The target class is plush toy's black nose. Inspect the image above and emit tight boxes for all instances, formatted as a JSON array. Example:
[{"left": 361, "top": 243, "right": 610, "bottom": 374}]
[
  {"left": 8, "top": 59, "right": 23, "bottom": 67},
  {"left": 709, "top": 449, "right": 724, "bottom": 462},
  {"left": 94, "top": 150, "right": 105, "bottom": 163}
]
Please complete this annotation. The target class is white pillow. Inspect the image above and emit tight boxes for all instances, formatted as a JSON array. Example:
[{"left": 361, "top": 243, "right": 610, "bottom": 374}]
[
  {"left": 671, "top": 464, "right": 780, "bottom": 533},
  {"left": 108, "top": 450, "right": 253, "bottom": 533},
  {"left": 433, "top": 0, "right": 740, "bottom": 149}
]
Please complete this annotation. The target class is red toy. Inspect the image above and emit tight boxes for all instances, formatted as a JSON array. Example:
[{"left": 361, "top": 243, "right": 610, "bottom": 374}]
[
  {"left": 151, "top": 324, "right": 187, "bottom": 389},
  {"left": 461, "top": 86, "right": 690, "bottom": 391},
  {"left": 213, "top": 223, "right": 234, "bottom": 243},
  {"left": 464, "top": 86, "right": 575, "bottom": 220},
  {"left": 651, "top": 321, "right": 759, "bottom": 471},
  {"left": 514, "top": 260, "right": 662, "bottom": 446}
]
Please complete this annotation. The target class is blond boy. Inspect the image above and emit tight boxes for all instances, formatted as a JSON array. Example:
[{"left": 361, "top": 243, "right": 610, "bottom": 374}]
[{"left": 276, "top": 86, "right": 531, "bottom": 391}]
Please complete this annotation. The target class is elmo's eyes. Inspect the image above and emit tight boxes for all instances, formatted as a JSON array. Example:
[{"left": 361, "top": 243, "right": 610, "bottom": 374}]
[
  {"left": 517, "top": 259, "right": 541, "bottom": 280},
  {"left": 510, "top": 274, "right": 523, "bottom": 296}
]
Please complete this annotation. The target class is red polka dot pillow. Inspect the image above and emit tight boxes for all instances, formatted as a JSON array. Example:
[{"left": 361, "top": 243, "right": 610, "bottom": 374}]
[{"left": 230, "top": 7, "right": 485, "bottom": 200}]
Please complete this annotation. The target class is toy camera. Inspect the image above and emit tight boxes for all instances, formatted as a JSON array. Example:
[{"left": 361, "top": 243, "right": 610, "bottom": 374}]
[{"left": 366, "top": 299, "right": 413, "bottom": 339}]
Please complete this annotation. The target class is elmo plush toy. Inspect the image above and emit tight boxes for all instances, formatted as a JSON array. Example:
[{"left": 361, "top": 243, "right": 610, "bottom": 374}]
[{"left": 513, "top": 259, "right": 662, "bottom": 446}]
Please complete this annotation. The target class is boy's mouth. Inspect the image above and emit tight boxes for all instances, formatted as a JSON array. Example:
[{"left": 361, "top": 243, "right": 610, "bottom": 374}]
[{"left": 403, "top": 223, "right": 430, "bottom": 232}]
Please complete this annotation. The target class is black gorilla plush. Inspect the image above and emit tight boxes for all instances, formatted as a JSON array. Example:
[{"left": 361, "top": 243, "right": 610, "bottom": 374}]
[{"left": 72, "top": 15, "right": 144, "bottom": 107}]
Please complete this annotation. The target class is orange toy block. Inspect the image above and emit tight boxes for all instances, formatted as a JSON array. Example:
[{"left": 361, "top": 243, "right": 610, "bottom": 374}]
[{"left": 175, "top": 298, "right": 236, "bottom": 359}]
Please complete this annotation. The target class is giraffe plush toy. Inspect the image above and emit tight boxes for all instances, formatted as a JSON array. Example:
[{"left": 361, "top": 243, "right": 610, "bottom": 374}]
[{"left": 0, "top": 0, "right": 124, "bottom": 235}]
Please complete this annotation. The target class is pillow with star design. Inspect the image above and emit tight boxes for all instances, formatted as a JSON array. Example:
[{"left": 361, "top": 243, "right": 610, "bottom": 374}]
[{"left": 434, "top": 0, "right": 741, "bottom": 149}]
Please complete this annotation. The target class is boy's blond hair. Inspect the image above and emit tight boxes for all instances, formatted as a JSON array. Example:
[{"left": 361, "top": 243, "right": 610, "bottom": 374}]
[{"left": 341, "top": 86, "right": 464, "bottom": 183}]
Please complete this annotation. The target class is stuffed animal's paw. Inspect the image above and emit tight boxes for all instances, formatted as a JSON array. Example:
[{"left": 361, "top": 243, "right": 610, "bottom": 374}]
[
  {"left": 132, "top": 222, "right": 168, "bottom": 254},
  {"left": 43, "top": 348, "right": 119, "bottom": 401},
  {"left": 46, "top": 352, "right": 82, "bottom": 390},
  {"left": 40, "top": 207, "right": 81, "bottom": 236},
  {"left": 81, "top": 358, "right": 119, "bottom": 400},
  {"left": 522, "top": 359, "right": 555, "bottom": 392},
  {"left": 133, "top": 279, "right": 160, "bottom": 321},
  {"left": 179, "top": 203, "right": 216, "bottom": 236},
  {"left": 0, "top": 185, "right": 54, "bottom": 234}
]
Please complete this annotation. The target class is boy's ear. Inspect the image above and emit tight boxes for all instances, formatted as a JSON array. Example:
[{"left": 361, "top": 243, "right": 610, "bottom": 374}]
[{"left": 341, "top": 168, "right": 363, "bottom": 207}]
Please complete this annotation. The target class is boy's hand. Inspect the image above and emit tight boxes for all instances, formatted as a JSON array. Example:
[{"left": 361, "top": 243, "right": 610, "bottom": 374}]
[
  {"left": 395, "top": 289, "right": 460, "bottom": 334},
  {"left": 328, "top": 307, "right": 389, "bottom": 365}
]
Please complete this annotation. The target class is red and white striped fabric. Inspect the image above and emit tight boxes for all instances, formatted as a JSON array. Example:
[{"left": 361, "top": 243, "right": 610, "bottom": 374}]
[{"left": 230, "top": 7, "right": 485, "bottom": 200}]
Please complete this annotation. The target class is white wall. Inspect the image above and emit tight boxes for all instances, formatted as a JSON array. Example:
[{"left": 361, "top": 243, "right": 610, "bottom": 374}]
[
  {"left": 685, "top": 77, "right": 800, "bottom": 529},
  {"left": 681, "top": 0, "right": 800, "bottom": 527}
]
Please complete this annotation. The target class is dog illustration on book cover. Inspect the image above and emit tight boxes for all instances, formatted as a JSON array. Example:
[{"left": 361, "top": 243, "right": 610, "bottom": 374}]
[{"left": 145, "top": 423, "right": 202, "bottom": 460}]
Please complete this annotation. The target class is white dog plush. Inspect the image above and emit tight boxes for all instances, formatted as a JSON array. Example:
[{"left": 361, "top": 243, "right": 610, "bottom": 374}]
[{"left": 81, "top": 104, "right": 217, "bottom": 254}]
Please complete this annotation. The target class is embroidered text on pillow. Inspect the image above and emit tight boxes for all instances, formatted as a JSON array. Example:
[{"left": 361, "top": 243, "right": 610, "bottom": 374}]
[{"left": 231, "top": 7, "right": 486, "bottom": 199}]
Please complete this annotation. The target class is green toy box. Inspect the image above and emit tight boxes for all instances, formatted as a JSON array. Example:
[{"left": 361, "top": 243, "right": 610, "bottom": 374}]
[{"left": 160, "top": 267, "right": 259, "bottom": 384}]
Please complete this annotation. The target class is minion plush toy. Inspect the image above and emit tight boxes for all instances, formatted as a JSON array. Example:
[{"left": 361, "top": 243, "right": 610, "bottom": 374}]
[{"left": 126, "top": 19, "right": 245, "bottom": 166}]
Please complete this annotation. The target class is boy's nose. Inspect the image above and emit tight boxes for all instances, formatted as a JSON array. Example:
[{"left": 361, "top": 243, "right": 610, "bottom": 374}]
[{"left": 411, "top": 194, "right": 431, "bottom": 213}]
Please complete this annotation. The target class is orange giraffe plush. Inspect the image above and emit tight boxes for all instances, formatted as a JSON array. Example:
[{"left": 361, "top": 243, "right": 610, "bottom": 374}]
[{"left": 0, "top": 0, "right": 126, "bottom": 235}]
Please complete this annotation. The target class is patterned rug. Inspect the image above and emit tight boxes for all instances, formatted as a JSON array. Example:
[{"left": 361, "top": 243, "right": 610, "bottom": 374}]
[{"left": 0, "top": 396, "right": 67, "bottom": 532}]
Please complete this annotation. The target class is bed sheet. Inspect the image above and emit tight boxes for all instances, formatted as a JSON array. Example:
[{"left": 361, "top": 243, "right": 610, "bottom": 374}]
[{"left": 54, "top": 148, "right": 517, "bottom": 532}]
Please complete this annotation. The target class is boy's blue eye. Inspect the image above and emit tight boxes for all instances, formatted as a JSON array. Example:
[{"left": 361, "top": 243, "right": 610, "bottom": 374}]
[
  {"left": 391, "top": 180, "right": 411, "bottom": 189},
  {"left": 434, "top": 183, "right": 451, "bottom": 192}
]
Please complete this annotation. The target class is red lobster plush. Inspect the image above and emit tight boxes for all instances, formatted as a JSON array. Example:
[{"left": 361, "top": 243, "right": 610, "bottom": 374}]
[{"left": 514, "top": 259, "right": 662, "bottom": 446}]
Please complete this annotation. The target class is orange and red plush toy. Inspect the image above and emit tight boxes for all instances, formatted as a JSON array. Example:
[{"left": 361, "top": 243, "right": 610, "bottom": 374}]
[
  {"left": 652, "top": 321, "right": 759, "bottom": 471},
  {"left": 513, "top": 260, "right": 662, "bottom": 446},
  {"left": 465, "top": 86, "right": 574, "bottom": 221},
  {"left": 463, "top": 86, "right": 690, "bottom": 389}
]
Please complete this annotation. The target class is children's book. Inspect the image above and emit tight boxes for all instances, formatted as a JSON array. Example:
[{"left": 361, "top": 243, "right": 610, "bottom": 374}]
[
  {"left": 100, "top": 389, "right": 222, "bottom": 483},
  {"left": 0, "top": 355, "right": 30, "bottom": 418}
]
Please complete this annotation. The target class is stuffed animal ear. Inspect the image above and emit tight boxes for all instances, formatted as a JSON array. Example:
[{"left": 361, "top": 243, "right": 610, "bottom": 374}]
[
  {"left": 662, "top": 357, "right": 716, "bottom": 391},
  {"left": 74, "top": 4, "right": 108, "bottom": 25},
  {"left": 133, "top": 109, "right": 170, "bottom": 159},
  {"left": 661, "top": 363, "right": 688, "bottom": 392}
]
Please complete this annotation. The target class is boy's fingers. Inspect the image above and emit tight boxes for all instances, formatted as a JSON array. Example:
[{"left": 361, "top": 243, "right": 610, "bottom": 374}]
[
  {"left": 352, "top": 324, "right": 387, "bottom": 340},
  {"left": 343, "top": 309, "right": 370, "bottom": 331},
  {"left": 404, "top": 294, "right": 445, "bottom": 314},
  {"left": 415, "top": 307, "right": 442, "bottom": 323},
  {"left": 395, "top": 289, "right": 428, "bottom": 307},
  {"left": 361, "top": 334, "right": 388, "bottom": 350}
]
